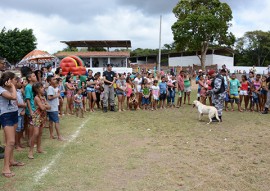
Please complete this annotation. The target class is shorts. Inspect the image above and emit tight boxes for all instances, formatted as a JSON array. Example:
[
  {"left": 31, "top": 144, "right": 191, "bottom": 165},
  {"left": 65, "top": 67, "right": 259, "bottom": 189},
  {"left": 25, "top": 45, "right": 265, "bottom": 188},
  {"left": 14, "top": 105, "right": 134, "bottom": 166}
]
[
  {"left": 66, "top": 90, "right": 74, "bottom": 98},
  {"left": 116, "top": 90, "right": 125, "bottom": 96},
  {"left": 16, "top": 116, "right": 24, "bottom": 133},
  {"left": 142, "top": 97, "right": 150, "bottom": 105},
  {"left": 239, "top": 90, "right": 248, "bottom": 96},
  {"left": 197, "top": 89, "right": 201, "bottom": 98},
  {"left": 47, "top": 111, "right": 59, "bottom": 123},
  {"left": 74, "top": 103, "right": 83, "bottom": 109},
  {"left": 230, "top": 94, "right": 240, "bottom": 104},
  {"left": 252, "top": 97, "right": 259, "bottom": 104},
  {"left": 224, "top": 93, "right": 230, "bottom": 102},
  {"left": 184, "top": 87, "right": 191, "bottom": 93},
  {"left": 0, "top": 111, "right": 18, "bottom": 128},
  {"left": 159, "top": 93, "right": 167, "bottom": 101},
  {"left": 261, "top": 89, "right": 267, "bottom": 95},
  {"left": 87, "top": 87, "right": 95, "bottom": 93},
  {"left": 153, "top": 95, "right": 159, "bottom": 101},
  {"left": 178, "top": 91, "right": 184, "bottom": 97},
  {"left": 27, "top": 115, "right": 34, "bottom": 126}
]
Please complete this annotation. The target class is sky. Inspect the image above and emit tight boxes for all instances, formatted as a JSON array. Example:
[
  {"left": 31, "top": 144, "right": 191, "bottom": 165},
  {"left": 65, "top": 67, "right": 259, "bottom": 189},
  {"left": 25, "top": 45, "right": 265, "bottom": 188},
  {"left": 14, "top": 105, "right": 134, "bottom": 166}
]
[{"left": 0, "top": 0, "right": 269, "bottom": 54}]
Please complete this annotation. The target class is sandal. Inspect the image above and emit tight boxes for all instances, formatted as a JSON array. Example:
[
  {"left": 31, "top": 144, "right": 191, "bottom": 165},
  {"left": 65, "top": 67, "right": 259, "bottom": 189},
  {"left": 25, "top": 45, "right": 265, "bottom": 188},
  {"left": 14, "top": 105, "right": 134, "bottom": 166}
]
[
  {"left": 10, "top": 161, "right": 25, "bottom": 167},
  {"left": 2, "top": 172, "right": 15, "bottom": 178}
]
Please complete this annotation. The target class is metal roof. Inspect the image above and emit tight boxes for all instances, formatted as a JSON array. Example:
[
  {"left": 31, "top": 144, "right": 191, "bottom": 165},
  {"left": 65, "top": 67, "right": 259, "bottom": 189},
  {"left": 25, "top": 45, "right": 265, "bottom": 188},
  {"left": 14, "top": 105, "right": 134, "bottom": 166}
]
[{"left": 60, "top": 40, "right": 131, "bottom": 48}]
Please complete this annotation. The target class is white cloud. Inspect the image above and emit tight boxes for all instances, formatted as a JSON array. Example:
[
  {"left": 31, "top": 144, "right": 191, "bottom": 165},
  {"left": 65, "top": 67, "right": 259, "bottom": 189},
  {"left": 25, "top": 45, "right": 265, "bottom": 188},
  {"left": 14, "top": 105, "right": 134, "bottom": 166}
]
[{"left": 0, "top": 0, "right": 269, "bottom": 56}]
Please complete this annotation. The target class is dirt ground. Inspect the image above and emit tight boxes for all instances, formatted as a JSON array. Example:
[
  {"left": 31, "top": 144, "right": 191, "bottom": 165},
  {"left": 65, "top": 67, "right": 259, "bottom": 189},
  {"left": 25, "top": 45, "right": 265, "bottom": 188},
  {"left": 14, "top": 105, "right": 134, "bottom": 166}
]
[{"left": 0, "top": 92, "right": 270, "bottom": 191}]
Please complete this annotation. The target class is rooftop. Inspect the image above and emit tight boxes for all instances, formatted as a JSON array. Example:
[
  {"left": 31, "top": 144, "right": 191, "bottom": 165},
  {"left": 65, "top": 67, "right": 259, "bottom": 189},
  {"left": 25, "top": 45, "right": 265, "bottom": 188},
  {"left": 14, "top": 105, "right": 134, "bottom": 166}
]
[
  {"left": 54, "top": 51, "right": 130, "bottom": 58},
  {"left": 60, "top": 40, "right": 132, "bottom": 48}
]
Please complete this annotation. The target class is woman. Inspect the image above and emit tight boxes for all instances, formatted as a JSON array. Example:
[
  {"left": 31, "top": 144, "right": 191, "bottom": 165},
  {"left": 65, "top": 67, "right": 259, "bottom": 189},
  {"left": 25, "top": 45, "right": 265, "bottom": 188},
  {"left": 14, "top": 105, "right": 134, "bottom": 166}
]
[
  {"left": 34, "top": 70, "right": 43, "bottom": 83},
  {"left": 116, "top": 74, "right": 126, "bottom": 112},
  {"left": 0, "top": 72, "right": 24, "bottom": 178},
  {"left": 134, "top": 73, "right": 142, "bottom": 109}
]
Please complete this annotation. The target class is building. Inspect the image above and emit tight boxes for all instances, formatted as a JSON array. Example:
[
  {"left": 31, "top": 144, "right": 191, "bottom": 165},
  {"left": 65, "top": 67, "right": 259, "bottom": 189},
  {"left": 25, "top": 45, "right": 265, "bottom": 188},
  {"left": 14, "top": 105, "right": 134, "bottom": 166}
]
[
  {"left": 55, "top": 40, "right": 132, "bottom": 73},
  {"left": 169, "top": 48, "right": 235, "bottom": 70}
]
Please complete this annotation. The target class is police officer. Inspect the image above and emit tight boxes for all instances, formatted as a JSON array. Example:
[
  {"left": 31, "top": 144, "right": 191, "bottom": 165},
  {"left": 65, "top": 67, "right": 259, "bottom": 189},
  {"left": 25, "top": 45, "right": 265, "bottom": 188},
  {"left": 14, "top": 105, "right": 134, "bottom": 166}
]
[
  {"left": 103, "top": 63, "right": 116, "bottom": 112},
  {"left": 208, "top": 69, "right": 227, "bottom": 122}
]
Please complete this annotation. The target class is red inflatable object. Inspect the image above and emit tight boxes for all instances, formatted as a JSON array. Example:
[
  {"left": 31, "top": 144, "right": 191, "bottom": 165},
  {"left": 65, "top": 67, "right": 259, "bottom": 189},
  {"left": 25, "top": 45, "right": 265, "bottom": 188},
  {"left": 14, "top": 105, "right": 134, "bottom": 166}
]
[
  {"left": 60, "top": 56, "right": 86, "bottom": 75},
  {"left": 69, "top": 55, "right": 84, "bottom": 67}
]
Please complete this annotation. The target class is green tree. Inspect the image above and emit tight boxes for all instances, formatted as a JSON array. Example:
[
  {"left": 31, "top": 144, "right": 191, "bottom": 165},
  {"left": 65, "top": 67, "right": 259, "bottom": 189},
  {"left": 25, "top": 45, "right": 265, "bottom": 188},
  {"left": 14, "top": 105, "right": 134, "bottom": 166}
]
[
  {"left": 0, "top": 27, "right": 37, "bottom": 64},
  {"left": 171, "top": 0, "right": 235, "bottom": 69},
  {"left": 62, "top": 46, "right": 79, "bottom": 52},
  {"left": 235, "top": 30, "right": 270, "bottom": 66}
]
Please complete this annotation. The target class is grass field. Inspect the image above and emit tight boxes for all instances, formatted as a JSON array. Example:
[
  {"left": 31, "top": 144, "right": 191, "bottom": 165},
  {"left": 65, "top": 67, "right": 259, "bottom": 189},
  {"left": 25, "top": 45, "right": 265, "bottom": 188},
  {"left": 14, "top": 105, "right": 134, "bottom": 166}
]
[{"left": 0, "top": 93, "right": 270, "bottom": 191}]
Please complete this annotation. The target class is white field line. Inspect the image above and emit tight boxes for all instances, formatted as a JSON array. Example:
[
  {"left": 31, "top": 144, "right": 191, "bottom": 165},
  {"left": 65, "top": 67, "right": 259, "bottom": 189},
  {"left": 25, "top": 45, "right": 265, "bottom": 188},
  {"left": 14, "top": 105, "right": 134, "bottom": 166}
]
[{"left": 34, "top": 119, "right": 89, "bottom": 183}]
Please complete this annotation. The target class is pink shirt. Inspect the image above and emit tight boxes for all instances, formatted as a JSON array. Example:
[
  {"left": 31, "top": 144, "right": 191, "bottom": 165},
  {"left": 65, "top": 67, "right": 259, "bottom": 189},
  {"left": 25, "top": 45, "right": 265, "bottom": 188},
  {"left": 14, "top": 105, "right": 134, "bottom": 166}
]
[{"left": 177, "top": 75, "right": 184, "bottom": 91}]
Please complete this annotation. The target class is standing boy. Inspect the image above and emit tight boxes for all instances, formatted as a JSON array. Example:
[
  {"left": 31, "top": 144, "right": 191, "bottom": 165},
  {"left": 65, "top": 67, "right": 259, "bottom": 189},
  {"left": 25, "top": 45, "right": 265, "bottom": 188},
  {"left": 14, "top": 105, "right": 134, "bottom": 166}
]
[
  {"left": 15, "top": 77, "right": 26, "bottom": 151},
  {"left": 228, "top": 73, "right": 242, "bottom": 112},
  {"left": 25, "top": 72, "right": 37, "bottom": 145},
  {"left": 46, "top": 76, "right": 63, "bottom": 141}
]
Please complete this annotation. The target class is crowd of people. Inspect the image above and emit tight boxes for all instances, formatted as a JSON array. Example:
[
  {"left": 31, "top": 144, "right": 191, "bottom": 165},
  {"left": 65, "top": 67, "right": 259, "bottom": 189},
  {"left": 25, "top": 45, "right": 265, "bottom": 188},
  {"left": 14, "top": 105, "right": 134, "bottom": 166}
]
[{"left": 0, "top": 58, "right": 269, "bottom": 178}]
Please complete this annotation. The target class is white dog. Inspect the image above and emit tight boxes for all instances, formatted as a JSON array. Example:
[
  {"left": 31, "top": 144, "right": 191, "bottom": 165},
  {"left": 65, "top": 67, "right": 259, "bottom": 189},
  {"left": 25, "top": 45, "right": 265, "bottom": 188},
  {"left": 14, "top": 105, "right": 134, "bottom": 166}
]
[{"left": 193, "top": 100, "right": 220, "bottom": 124}]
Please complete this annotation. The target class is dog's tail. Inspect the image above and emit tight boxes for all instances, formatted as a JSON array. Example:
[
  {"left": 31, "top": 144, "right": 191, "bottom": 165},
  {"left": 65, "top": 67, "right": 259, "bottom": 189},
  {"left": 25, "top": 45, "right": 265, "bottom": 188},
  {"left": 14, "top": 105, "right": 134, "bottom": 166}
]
[{"left": 215, "top": 110, "right": 220, "bottom": 122}]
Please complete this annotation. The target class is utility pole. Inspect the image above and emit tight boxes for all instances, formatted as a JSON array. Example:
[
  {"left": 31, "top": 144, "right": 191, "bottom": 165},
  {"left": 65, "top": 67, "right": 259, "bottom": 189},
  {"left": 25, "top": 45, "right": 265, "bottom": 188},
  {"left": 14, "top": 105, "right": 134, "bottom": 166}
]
[{"left": 158, "top": 15, "right": 162, "bottom": 72}]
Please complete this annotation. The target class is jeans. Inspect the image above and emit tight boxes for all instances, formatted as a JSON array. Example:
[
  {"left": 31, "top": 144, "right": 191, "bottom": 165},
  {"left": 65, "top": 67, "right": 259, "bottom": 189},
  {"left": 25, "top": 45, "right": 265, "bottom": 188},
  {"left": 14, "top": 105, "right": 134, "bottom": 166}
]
[{"left": 167, "top": 89, "right": 175, "bottom": 104}]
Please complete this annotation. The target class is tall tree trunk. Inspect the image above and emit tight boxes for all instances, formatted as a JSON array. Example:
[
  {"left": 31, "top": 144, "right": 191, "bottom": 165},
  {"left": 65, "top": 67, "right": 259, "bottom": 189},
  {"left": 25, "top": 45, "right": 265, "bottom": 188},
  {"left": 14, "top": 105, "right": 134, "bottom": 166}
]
[{"left": 200, "top": 42, "right": 208, "bottom": 70}]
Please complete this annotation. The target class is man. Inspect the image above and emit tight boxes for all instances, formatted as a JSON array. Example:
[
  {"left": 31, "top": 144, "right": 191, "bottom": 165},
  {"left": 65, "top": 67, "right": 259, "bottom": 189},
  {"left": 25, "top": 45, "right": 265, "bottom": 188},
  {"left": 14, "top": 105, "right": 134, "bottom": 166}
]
[
  {"left": 103, "top": 63, "right": 116, "bottom": 112},
  {"left": 208, "top": 69, "right": 226, "bottom": 122},
  {"left": 262, "top": 71, "right": 270, "bottom": 114}
]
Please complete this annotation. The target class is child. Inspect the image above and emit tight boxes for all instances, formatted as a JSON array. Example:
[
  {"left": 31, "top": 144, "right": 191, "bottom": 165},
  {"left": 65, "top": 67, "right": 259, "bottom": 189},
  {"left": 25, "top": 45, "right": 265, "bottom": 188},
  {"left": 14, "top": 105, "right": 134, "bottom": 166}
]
[
  {"left": 228, "top": 73, "right": 242, "bottom": 112},
  {"left": 47, "top": 76, "right": 64, "bottom": 141},
  {"left": 0, "top": 72, "right": 24, "bottom": 178},
  {"left": 260, "top": 75, "right": 268, "bottom": 111},
  {"left": 28, "top": 82, "right": 51, "bottom": 159},
  {"left": 198, "top": 75, "right": 207, "bottom": 105},
  {"left": 65, "top": 76, "right": 75, "bottom": 115},
  {"left": 159, "top": 76, "right": 168, "bottom": 109},
  {"left": 100, "top": 86, "right": 104, "bottom": 110},
  {"left": 81, "top": 81, "right": 87, "bottom": 112},
  {"left": 167, "top": 75, "right": 176, "bottom": 108},
  {"left": 58, "top": 78, "right": 65, "bottom": 116},
  {"left": 151, "top": 80, "right": 160, "bottom": 110},
  {"left": 183, "top": 72, "right": 192, "bottom": 105},
  {"left": 205, "top": 75, "right": 212, "bottom": 106},
  {"left": 74, "top": 88, "right": 84, "bottom": 118},
  {"left": 239, "top": 75, "right": 249, "bottom": 111},
  {"left": 15, "top": 77, "right": 26, "bottom": 151},
  {"left": 250, "top": 85, "right": 259, "bottom": 112},
  {"left": 142, "top": 81, "right": 151, "bottom": 110},
  {"left": 126, "top": 77, "right": 133, "bottom": 110},
  {"left": 176, "top": 70, "right": 185, "bottom": 108},
  {"left": 254, "top": 74, "right": 262, "bottom": 111},
  {"left": 25, "top": 72, "right": 37, "bottom": 145},
  {"left": 129, "top": 92, "right": 138, "bottom": 110}
]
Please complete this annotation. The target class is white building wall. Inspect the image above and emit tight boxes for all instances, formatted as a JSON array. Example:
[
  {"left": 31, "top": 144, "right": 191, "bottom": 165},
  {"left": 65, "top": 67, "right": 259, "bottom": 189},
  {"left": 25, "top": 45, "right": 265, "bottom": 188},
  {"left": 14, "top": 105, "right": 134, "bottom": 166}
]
[
  {"left": 169, "top": 54, "right": 234, "bottom": 69},
  {"left": 212, "top": 55, "right": 234, "bottom": 69}
]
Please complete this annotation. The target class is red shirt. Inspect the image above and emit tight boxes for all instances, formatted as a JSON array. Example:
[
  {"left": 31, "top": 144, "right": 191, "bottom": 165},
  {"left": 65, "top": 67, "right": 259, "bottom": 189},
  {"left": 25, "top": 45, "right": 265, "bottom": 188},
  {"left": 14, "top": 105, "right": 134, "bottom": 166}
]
[{"left": 241, "top": 81, "right": 248, "bottom": 91}]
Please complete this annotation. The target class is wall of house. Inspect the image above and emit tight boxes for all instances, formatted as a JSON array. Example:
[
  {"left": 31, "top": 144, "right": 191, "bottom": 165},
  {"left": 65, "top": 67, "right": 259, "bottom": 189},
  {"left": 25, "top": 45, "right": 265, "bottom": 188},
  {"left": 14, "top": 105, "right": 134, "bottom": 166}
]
[
  {"left": 169, "top": 54, "right": 234, "bottom": 69},
  {"left": 80, "top": 57, "right": 127, "bottom": 67}
]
